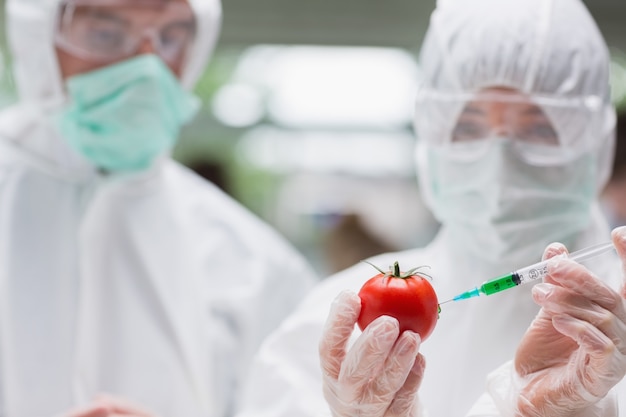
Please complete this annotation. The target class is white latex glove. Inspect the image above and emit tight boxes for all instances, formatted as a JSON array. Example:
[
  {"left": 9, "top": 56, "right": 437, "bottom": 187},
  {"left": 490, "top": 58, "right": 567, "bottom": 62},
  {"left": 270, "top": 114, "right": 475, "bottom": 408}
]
[
  {"left": 319, "top": 290, "right": 426, "bottom": 417},
  {"left": 510, "top": 226, "right": 626, "bottom": 416},
  {"left": 64, "top": 394, "right": 157, "bottom": 417}
]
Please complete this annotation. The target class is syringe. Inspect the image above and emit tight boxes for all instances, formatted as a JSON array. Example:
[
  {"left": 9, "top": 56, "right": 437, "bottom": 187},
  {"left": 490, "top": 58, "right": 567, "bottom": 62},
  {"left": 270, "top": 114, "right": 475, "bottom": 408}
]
[{"left": 445, "top": 241, "right": 616, "bottom": 303}]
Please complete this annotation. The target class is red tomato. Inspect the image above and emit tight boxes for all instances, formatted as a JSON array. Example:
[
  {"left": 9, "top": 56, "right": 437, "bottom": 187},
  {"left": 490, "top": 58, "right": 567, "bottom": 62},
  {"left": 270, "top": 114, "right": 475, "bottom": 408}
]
[{"left": 357, "top": 261, "right": 439, "bottom": 341}]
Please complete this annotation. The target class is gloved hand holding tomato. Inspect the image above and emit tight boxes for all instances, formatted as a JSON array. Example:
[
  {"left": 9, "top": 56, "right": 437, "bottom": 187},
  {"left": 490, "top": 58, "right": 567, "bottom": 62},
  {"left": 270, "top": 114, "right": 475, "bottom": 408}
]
[{"left": 319, "top": 261, "right": 439, "bottom": 417}]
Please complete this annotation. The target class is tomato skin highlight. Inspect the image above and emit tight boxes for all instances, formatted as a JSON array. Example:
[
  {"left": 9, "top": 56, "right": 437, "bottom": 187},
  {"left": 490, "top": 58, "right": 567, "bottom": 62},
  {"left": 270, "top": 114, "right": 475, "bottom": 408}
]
[{"left": 357, "top": 266, "right": 439, "bottom": 341}]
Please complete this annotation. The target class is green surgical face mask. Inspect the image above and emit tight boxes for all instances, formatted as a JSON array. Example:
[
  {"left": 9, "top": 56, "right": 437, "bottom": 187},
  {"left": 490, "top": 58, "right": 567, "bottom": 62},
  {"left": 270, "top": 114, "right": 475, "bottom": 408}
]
[{"left": 58, "top": 54, "right": 200, "bottom": 172}]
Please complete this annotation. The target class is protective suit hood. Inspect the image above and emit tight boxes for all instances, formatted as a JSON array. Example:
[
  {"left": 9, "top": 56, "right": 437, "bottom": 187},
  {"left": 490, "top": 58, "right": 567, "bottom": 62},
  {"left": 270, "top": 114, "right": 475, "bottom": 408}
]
[
  {"left": 415, "top": 0, "right": 615, "bottom": 192},
  {"left": 414, "top": 0, "right": 616, "bottom": 266}
]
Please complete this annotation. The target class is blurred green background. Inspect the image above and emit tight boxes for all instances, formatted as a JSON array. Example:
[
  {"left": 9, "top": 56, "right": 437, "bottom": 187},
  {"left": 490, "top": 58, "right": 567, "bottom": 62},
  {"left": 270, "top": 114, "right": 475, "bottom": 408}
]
[{"left": 1, "top": 0, "right": 625, "bottom": 275}]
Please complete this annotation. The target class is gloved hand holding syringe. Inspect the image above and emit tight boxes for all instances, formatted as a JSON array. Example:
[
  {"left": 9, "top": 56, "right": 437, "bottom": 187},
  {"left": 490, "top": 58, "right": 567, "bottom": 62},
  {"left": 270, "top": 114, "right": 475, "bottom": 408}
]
[{"left": 441, "top": 241, "right": 616, "bottom": 304}]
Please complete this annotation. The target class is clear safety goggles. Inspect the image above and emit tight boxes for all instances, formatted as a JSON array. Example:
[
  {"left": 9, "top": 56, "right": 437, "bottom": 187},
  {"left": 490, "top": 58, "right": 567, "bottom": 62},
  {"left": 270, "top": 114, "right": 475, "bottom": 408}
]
[
  {"left": 414, "top": 89, "right": 605, "bottom": 165},
  {"left": 54, "top": 0, "right": 197, "bottom": 64}
]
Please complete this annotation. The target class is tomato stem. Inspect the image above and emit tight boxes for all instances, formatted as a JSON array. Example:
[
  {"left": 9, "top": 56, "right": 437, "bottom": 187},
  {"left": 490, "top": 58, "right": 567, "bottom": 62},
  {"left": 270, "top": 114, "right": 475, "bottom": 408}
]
[{"left": 361, "top": 260, "right": 433, "bottom": 280}]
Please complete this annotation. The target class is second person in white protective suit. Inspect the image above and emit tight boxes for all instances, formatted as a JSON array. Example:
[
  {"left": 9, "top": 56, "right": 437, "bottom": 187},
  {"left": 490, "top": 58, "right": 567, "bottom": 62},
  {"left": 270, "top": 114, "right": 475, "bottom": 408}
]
[
  {"left": 0, "top": 0, "right": 316, "bottom": 416},
  {"left": 235, "top": 0, "right": 626, "bottom": 416}
]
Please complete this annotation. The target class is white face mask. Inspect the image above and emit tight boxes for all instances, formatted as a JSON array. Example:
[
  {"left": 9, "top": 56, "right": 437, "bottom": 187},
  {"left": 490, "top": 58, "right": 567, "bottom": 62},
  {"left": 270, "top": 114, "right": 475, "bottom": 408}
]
[{"left": 419, "top": 138, "right": 597, "bottom": 263}]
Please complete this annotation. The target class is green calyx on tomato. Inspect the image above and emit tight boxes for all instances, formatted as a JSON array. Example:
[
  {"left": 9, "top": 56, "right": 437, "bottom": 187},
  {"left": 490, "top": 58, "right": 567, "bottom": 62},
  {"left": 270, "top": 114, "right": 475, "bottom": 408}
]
[
  {"left": 363, "top": 260, "right": 432, "bottom": 281},
  {"left": 357, "top": 260, "right": 440, "bottom": 341}
]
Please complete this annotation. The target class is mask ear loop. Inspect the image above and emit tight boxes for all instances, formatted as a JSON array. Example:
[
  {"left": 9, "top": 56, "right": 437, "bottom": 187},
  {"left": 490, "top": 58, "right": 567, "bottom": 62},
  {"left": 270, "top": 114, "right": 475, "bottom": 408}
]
[
  {"left": 59, "top": 3, "right": 74, "bottom": 30},
  {"left": 53, "top": 3, "right": 76, "bottom": 55},
  {"left": 47, "top": 2, "right": 74, "bottom": 106}
]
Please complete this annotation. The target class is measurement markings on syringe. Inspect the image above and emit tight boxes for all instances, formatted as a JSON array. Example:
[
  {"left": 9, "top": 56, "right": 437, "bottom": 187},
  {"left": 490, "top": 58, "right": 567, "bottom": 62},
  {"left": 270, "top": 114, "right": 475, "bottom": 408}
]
[{"left": 525, "top": 265, "right": 548, "bottom": 282}]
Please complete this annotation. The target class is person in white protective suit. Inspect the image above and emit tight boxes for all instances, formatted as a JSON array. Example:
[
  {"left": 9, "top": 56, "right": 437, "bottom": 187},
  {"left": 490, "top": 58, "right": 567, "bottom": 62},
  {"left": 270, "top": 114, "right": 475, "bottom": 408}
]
[
  {"left": 235, "top": 0, "right": 626, "bottom": 416},
  {"left": 0, "top": 0, "right": 316, "bottom": 416}
]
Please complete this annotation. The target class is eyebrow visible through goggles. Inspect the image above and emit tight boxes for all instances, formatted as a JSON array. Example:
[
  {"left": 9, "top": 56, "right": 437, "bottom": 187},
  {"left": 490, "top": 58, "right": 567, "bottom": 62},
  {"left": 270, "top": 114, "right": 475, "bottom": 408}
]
[
  {"left": 79, "top": 8, "right": 129, "bottom": 27},
  {"left": 72, "top": 3, "right": 196, "bottom": 24},
  {"left": 62, "top": 0, "right": 176, "bottom": 7}
]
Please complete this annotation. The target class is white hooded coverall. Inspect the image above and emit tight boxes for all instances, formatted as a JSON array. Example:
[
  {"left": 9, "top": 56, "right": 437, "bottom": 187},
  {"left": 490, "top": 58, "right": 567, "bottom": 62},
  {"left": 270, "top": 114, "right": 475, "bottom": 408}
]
[
  {"left": 235, "top": 0, "right": 626, "bottom": 415},
  {"left": 0, "top": 1, "right": 317, "bottom": 416}
]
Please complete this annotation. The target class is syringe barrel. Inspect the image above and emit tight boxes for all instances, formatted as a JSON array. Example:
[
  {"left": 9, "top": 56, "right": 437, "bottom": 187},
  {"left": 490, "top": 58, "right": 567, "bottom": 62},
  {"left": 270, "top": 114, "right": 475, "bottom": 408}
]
[
  {"left": 515, "top": 260, "right": 550, "bottom": 285},
  {"left": 514, "top": 242, "right": 614, "bottom": 285}
]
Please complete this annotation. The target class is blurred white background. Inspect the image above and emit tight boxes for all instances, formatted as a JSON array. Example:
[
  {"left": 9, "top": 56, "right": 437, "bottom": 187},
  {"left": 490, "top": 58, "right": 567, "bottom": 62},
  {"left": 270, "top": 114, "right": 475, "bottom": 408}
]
[{"left": 1, "top": 0, "right": 625, "bottom": 276}]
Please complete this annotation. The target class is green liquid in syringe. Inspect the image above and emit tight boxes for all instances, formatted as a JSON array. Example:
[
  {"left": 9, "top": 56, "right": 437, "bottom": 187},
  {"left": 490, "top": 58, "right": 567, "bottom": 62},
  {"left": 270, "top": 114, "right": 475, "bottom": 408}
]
[
  {"left": 452, "top": 272, "right": 522, "bottom": 301},
  {"left": 480, "top": 273, "right": 521, "bottom": 295}
]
